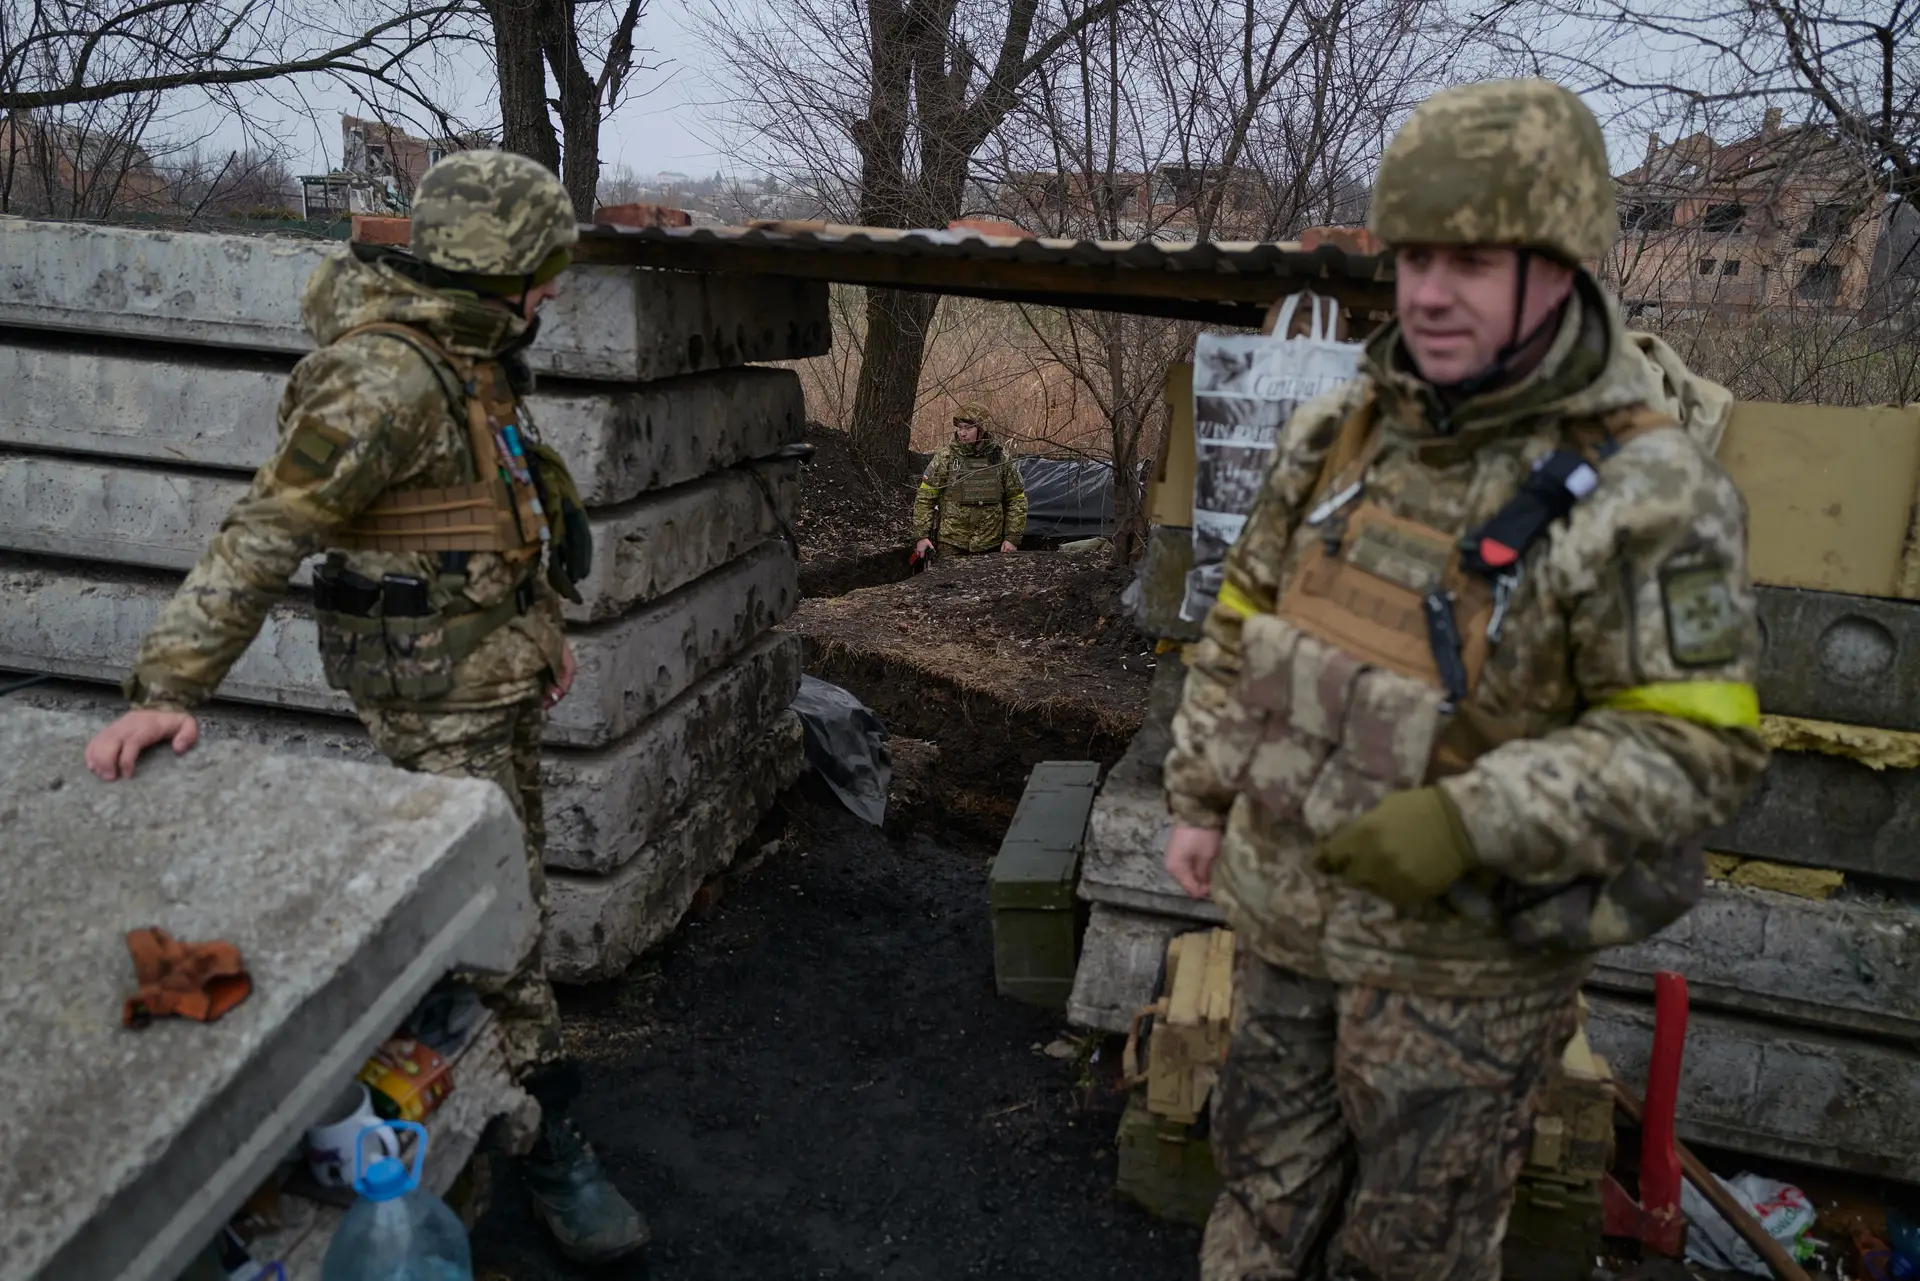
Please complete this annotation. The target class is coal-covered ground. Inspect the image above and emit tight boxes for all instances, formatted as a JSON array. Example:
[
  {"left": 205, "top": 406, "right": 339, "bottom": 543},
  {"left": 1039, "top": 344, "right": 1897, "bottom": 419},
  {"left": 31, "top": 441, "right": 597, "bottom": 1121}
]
[{"left": 470, "top": 792, "right": 1200, "bottom": 1280}]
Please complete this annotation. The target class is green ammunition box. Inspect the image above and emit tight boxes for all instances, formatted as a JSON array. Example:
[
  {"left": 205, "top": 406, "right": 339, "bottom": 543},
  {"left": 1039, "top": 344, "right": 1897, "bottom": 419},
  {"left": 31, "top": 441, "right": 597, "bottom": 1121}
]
[
  {"left": 988, "top": 760, "right": 1100, "bottom": 1009},
  {"left": 1503, "top": 1177, "right": 1604, "bottom": 1281},
  {"left": 1115, "top": 1091, "right": 1221, "bottom": 1226}
]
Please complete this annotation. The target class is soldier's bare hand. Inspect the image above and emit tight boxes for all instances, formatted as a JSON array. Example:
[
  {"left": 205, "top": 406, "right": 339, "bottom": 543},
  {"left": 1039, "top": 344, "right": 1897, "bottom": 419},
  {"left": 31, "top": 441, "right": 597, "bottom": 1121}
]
[
  {"left": 914, "top": 539, "right": 934, "bottom": 556},
  {"left": 544, "top": 638, "right": 578, "bottom": 710},
  {"left": 84, "top": 709, "right": 200, "bottom": 781},
  {"left": 999, "top": 540, "right": 1016, "bottom": 553},
  {"left": 1164, "top": 823, "right": 1223, "bottom": 898}
]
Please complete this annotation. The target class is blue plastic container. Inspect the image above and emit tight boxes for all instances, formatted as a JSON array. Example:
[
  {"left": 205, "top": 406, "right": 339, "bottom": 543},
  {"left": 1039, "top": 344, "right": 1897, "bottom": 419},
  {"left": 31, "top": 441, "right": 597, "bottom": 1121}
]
[{"left": 320, "top": 1121, "right": 473, "bottom": 1281}]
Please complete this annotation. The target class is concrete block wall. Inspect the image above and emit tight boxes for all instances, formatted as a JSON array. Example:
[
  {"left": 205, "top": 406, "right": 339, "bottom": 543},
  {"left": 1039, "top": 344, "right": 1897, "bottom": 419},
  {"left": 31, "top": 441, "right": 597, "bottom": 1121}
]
[
  {"left": 1068, "top": 557, "right": 1920, "bottom": 1180},
  {"left": 0, "top": 218, "right": 825, "bottom": 984}
]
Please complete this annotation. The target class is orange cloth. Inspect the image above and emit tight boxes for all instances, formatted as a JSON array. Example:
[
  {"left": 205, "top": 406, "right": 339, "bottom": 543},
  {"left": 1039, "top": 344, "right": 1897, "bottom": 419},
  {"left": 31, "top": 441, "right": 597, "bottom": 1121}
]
[{"left": 122, "top": 928, "right": 251, "bottom": 1027}]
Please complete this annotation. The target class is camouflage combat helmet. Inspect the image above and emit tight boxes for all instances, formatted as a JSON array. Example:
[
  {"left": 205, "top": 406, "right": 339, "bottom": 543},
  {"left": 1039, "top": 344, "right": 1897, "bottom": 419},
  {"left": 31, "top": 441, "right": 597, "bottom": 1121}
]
[
  {"left": 410, "top": 150, "right": 578, "bottom": 292},
  {"left": 953, "top": 402, "right": 994, "bottom": 427},
  {"left": 1368, "top": 79, "right": 1617, "bottom": 265}
]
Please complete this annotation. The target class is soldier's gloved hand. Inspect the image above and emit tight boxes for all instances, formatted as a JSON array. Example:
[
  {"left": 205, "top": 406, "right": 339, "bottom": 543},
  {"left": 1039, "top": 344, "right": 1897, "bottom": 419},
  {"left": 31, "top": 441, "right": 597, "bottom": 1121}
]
[{"left": 1314, "top": 786, "right": 1477, "bottom": 907}]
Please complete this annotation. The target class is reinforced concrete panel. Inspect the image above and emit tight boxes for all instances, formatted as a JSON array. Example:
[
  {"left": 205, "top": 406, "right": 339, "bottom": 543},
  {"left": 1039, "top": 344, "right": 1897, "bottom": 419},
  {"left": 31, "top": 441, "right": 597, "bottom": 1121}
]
[
  {"left": 1706, "top": 748, "right": 1920, "bottom": 884},
  {"left": 0, "top": 705, "right": 533, "bottom": 1281},
  {"left": 1755, "top": 585, "right": 1920, "bottom": 732},
  {"left": 1593, "top": 884, "right": 1920, "bottom": 1041},
  {"left": 1586, "top": 994, "right": 1920, "bottom": 1181},
  {"left": 0, "top": 338, "right": 806, "bottom": 508},
  {"left": 0, "top": 219, "right": 828, "bottom": 381},
  {"left": 0, "top": 543, "right": 798, "bottom": 748},
  {"left": 0, "top": 451, "right": 798, "bottom": 624},
  {"left": 547, "top": 712, "right": 805, "bottom": 983}
]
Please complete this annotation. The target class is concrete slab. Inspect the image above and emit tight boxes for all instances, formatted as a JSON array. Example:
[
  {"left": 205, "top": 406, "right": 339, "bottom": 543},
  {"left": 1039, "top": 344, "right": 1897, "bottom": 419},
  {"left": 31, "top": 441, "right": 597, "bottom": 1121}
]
[
  {"left": 0, "top": 451, "right": 799, "bottom": 624},
  {"left": 1586, "top": 993, "right": 1920, "bottom": 1181},
  {"left": 0, "top": 542, "right": 799, "bottom": 748},
  {"left": 547, "top": 711, "right": 805, "bottom": 983},
  {"left": 11, "top": 647, "right": 801, "bottom": 879},
  {"left": 1067, "top": 903, "right": 1197, "bottom": 1033},
  {"left": 1706, "top": 747, "right": 1920, "bottom": 884},
  {"left": 0, "top": 337, "right": 806, "bottom": 507},
  {"left": 0, "top": 705, "right": 535, "bottom": 1281},
  {"left": 1592, "top": 884, "right": 1920, "bottom": 1041},
  {"left": 1755, "top": 585, "right": 1920, "bottom": 731},
  {"left": 545, "top": 631, "right": 801, "bottom": 873},
  {"left": 0, "top": 219, "right": 829, "bottom": 381}
]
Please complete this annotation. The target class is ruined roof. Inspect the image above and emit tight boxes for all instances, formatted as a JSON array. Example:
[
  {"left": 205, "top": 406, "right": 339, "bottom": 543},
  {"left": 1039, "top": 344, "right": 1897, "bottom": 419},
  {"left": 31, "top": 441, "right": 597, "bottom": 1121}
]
[{"left": 570, "top": 219, "right": 1393, "bottom": 327}]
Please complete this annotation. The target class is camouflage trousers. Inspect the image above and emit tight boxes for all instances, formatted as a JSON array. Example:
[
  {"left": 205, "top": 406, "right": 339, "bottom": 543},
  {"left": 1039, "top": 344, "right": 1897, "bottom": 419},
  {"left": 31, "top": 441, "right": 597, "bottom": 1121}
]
[
  {"left": 1203, "top": 949, "right": 1577, "bottom": 1281},
  {"left": 361, "top": 698, "right": 564, "bottom": 1080}
]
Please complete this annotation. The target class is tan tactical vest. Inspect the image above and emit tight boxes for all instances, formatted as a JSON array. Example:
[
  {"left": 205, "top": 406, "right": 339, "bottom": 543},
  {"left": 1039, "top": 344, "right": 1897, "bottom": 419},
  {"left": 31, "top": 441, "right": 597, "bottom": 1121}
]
[
  {"left": 329, "top": 321, "right": 550, "bottom": 559},
  {"left": 309, "top": 321, "right": 558, "bottom": 704},
  {"left": 948, "top": 448, "right": 1009, "bottom": 506},
  {"left": 1231, "top": 397, "right": 1674, "bottom": 838}
]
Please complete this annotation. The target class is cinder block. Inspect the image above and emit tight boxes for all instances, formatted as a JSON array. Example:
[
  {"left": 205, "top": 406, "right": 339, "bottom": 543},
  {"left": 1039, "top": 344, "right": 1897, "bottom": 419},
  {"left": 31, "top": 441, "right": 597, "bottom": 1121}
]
[
  {"left": 544, "top": 632, "right": 802, "bottom": 872},
  {"left": 546, "top": 712, "right": 804, "bottom": 983},
  {"left": 1593, "top": 884, "right": 1920, "bottom": 1041},
  {"left": 1754, "top": 585, "right": 1920, "bottom": 731},
  {"left": 1706, "top": 748, "right": 1920, "bottom": 884},
  {"left": 0, "top": 543, "right": 798, "bottom": 748},
  {"left": 0, "top": 339, "right": 806, "bottom": 508},
  {"left": 0, "top": 705, "right": 534, "bottom": 1281},
  {"left": 0, "top": 219, "right": 829, "bottom": 380},
  {"left": 0, "top": 451, "right": 798, "bottom": 625},
  {"left": 1586, "top": 993, "right": 1920, "bottom": 1180}
]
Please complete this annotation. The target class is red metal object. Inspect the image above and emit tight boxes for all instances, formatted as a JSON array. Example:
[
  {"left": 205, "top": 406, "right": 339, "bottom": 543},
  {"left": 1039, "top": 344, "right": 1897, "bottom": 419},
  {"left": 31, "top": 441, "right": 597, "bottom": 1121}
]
[{"left": 1603, "top": 970, "right": 1690, "bottom": 1256}]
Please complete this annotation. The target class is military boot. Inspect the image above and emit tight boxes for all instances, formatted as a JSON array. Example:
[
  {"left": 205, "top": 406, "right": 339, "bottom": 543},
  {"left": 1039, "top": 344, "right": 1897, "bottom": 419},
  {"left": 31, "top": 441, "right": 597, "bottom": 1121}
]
[
  {"left": 522, "top": 1063, "right": 649, "bottom": 1264},
  {"left": 523, "top": 1110, "right": 650, "bottom": 1263}
]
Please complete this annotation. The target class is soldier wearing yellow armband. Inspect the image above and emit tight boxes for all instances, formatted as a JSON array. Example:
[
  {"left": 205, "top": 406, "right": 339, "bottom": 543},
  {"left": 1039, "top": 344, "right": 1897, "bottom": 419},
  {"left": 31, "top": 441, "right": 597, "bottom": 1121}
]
[
  {"left": 1159, "top": 80, "right": 1769, "bottom": 1279},
  {"left": 911, "top": 403, "right": 1027, "bottom": 559},
  {"left": 84, "top": 151, "right": 648, "bottom": 1265}
]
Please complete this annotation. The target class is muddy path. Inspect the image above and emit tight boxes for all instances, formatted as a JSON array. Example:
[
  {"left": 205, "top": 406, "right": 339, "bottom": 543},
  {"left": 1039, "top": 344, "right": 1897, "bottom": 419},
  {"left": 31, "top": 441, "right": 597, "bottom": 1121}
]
[{"left": 470, "top": 794, "right": 1200, "bottom": 1280}]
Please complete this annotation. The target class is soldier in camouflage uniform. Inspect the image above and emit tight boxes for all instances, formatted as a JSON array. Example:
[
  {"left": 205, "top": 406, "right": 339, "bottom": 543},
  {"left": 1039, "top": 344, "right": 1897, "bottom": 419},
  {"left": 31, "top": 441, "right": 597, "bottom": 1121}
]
[
  {"left": 1159, "top": 80, "right": 1768, "bottom": 1279},
  {"left": 83, "top": 151, "right": 649, "bottom": 1265},
  {"left": 911, "top": 403, "right": 1029, "bottom": 557}
]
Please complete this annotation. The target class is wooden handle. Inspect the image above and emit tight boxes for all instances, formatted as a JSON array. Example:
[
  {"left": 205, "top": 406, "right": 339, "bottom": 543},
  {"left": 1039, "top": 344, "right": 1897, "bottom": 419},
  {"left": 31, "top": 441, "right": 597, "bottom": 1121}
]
[{"left": 1614, "top": 1081, "right": 1812, "bottom": 1281}]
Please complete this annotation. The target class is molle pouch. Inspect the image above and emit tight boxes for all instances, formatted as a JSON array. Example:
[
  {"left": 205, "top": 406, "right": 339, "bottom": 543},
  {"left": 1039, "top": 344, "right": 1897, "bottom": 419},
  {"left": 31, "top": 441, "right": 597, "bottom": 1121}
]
[
  {"left": 1341, "top": 667, "right": 1446, "bottom": 791},
  {"left": 379, "top": 574, "right": 455, "bottom": 702},
  {"left": 1300, "top": 755, "right": 1395, "bottom": 839},
  {"left": 1278, "top": 503, "right": 1493, "bottom": 691},
  {"left": 311, "top": 560, "right": 388, "bottom": 698},
  {"left": 1238, "top": 629, "right": 1358, "bottom": 822},
  {"left": 527, "top": 440, "right": 591, "bottom": 605}
]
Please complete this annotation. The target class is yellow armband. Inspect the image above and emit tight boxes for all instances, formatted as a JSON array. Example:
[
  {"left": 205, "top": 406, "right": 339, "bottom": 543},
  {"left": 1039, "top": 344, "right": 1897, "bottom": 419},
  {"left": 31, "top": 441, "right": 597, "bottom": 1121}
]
[
  {"left": 1599, "top": 681, "right": 1760, "bottom": 729},
  {"left": 1215, "top": 581, "right": 1270, "bottom": 619}
]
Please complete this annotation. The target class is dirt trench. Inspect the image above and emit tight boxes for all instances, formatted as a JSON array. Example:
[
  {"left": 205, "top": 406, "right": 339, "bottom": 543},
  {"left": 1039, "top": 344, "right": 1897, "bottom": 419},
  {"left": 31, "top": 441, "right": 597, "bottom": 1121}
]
[{"left": 470, "top": 793, "right": 1199, "bottom": 1280}]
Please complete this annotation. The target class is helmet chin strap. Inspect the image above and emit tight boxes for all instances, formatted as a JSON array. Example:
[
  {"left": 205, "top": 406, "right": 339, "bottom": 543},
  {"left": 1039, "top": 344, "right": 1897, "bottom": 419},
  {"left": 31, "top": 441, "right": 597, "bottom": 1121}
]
[{"left": 1429, "top": 248, "right": 1564, "bottom": 410}]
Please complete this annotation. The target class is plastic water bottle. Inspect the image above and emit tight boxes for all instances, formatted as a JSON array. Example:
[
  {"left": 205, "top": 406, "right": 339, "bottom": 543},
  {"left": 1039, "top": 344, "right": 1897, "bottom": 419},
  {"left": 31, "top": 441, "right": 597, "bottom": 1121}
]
[{"left": 321, "top": 1121, "right": 473, "bottom": 1281}]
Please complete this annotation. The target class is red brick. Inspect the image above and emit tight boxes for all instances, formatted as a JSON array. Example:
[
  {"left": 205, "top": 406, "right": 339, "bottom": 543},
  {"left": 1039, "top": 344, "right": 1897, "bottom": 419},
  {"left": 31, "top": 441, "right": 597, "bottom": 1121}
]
[
  {"left": 594, "top": 203, "right": 693, "bottom": 229},
  {"left": 350, "top": 215, "right": 411, "bottom": 246},
  {"left": 948, "top": 218, "right": 1036, "bottom": 240}
]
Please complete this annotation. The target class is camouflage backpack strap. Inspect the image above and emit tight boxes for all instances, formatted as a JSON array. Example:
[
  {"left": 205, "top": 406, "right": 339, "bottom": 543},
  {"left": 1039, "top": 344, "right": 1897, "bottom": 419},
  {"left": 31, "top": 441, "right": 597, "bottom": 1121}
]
[{"left": 1563, "top": 404, "right": 1682, "bottom": 463}]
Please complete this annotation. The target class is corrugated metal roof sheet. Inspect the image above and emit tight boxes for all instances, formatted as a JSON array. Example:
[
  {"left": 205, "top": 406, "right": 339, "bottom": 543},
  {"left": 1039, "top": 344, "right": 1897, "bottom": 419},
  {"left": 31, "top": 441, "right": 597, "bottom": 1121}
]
[{"left": 572, "top": 219, "right": 1393, "bottom": 326}]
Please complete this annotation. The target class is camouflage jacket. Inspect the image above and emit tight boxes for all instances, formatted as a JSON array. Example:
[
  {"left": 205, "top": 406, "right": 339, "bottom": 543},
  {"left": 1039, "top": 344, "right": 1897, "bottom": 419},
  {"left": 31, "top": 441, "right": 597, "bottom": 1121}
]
[
  {"left": 1165, "top": 274, "right": 1768, "bottom": 996},
  {"left": 126, "top": 250, "right": 565, "bottom": 713},
  {"left": 912, "top": 434, "right": 1029, "bottom": 551}
]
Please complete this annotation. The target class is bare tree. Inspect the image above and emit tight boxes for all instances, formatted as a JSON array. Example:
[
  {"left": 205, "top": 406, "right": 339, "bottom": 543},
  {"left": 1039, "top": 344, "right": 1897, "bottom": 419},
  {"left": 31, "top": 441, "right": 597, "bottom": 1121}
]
[
  {"left": 0, "top": 0, "right": 464, "bottom": 111},
  {"left": 704, "top": 0, "right": 1123, "bottom": 478},
  {"left": 1479, "top": 0, "right": 1920, "bottom": 405},
  {"left": 484, "top": 0, "right": 655, "bottom": 216}
]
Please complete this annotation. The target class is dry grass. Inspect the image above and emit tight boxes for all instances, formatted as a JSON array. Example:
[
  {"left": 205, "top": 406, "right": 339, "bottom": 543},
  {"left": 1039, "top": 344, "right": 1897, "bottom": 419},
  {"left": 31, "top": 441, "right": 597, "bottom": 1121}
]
[{"left": 787, "top": 287, "right": 1136, "bottom": 458}]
